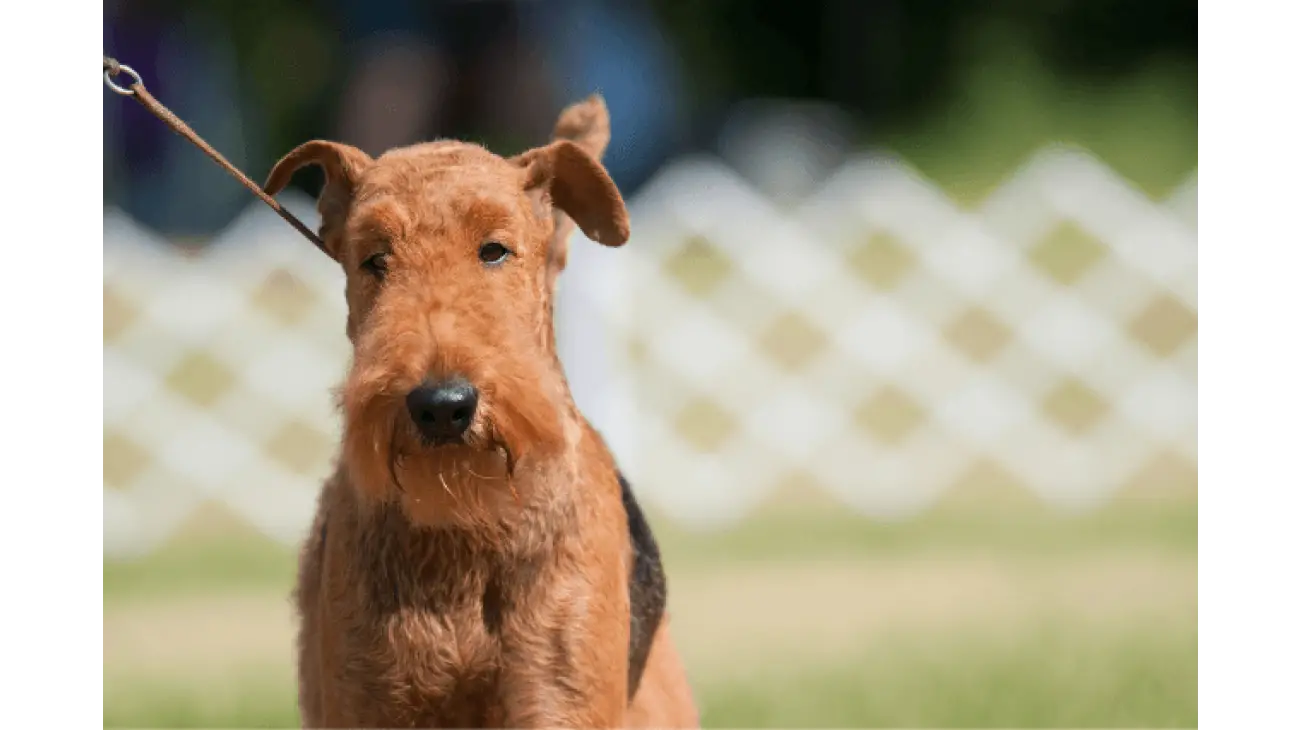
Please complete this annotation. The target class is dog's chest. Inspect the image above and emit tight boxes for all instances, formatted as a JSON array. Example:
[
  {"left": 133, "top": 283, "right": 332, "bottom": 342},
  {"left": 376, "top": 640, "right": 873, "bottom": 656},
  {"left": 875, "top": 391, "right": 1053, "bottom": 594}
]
[
  {"left": 335, "top": 507, "right": 555, "bottom": 725},
  {"left": 367, "top": 598, "right": 506, "bottom": 725},
  {"left": 350, "top": 550, "right": 522, "bottom": 722}
]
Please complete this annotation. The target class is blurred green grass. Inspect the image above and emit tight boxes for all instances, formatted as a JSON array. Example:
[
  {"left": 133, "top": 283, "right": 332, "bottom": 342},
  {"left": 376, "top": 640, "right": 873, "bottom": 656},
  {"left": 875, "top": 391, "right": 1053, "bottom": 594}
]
[
  {"left": 106, "top": 620, "right": 1196, "bottom": 729},
  {"left": 699, "top": 621, "right": 1196, "bottom": 728},
  {"left": 105, "top": 486, "right": 1196, "bottom": 728}
]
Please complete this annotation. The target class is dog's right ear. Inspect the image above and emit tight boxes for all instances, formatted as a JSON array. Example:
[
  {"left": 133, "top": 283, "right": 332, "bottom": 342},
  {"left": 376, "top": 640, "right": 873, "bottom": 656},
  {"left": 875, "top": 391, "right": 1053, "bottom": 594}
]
[{"left": 264, "top": 140, "right": 372, "bottom": 261}]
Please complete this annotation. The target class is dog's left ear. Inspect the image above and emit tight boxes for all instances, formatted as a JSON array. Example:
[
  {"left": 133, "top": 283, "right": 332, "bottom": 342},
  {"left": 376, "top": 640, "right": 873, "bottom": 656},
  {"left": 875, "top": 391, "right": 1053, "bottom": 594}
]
[{"left": 512, "top": 140, "right": 630, "bottom": 248}]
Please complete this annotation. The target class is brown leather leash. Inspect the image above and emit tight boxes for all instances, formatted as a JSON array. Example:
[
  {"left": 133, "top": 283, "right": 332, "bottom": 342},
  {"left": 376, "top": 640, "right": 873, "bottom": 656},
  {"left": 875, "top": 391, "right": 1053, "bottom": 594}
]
[{"left": 103, "top": 55, "right": 328, "bottom": 255}]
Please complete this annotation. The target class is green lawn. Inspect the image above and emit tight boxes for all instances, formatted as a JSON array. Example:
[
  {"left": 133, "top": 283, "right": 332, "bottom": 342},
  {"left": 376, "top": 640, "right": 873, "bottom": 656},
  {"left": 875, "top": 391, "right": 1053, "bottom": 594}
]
[
  {"left": 105, "top": 486, "right": 1196, "bottom": 728},
  {"left": 698, "top": 621, "right": 1196, "bottom": 728},
  {"left": 105, "top": 619, "right": 1196, "bottom": 729}
]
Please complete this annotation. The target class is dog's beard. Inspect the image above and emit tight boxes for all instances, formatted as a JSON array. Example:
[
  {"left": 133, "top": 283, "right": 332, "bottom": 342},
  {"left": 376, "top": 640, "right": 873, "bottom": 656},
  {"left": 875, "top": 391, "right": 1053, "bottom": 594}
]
[
  {"left": 390, "top": 427, "right": 517, "bottom": 529},
  {"left": 341, "top": 381, "right": 563, "bottom": 528},
  {"left": 384, "top": 408, "right": 512, "bottom": 489}
]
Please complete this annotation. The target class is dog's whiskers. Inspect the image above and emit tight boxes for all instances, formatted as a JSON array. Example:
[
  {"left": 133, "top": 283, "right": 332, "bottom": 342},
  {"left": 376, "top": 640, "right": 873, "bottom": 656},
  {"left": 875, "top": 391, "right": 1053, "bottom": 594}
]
[
  {"left": 387, "top": 415, "right": 407, "bottom": 494},
  {"left": 437, "top": 472, "right": 461, "bottom": 506},
  {"left": 464, "top": 465, "right": 504, "bottom": 481}
]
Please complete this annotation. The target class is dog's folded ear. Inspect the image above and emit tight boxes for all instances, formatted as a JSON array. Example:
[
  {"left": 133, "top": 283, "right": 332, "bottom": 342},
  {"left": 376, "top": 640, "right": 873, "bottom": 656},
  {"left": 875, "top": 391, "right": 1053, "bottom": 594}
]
[
  {"left": 513, "top": 139, "right": 630, "bottom": 249},
  {"left": 541, "top": 95, "right": 616, "bottom": 278},
  {"left": 264, "top": 140, "right": 373, "bottom": 260}
]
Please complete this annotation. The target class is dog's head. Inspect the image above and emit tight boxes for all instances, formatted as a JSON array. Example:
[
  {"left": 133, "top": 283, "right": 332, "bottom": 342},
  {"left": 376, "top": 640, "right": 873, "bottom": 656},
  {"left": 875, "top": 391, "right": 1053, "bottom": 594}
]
[{"left": 264, "top": 96, "right": 627, "bottom": 517}]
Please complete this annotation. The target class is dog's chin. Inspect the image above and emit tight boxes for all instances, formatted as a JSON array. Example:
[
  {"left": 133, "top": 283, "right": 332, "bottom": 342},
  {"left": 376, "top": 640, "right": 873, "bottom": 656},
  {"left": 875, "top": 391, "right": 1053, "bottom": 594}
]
[{"left": 369, "top": 419, "right": 519, "bottom": 529}]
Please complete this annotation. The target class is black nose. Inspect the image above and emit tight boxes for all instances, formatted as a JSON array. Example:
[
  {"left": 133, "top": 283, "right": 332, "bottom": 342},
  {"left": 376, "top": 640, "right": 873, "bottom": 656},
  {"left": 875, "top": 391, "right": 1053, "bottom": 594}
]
[{"left": 406, "top": 378, "right": 478, "bottom": 441}]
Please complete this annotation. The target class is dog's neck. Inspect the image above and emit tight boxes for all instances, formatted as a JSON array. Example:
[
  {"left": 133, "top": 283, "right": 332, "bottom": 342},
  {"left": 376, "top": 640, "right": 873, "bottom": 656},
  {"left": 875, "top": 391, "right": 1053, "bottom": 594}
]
[{"left": 360, "top": 482, "right": 573, "bottom": 566}]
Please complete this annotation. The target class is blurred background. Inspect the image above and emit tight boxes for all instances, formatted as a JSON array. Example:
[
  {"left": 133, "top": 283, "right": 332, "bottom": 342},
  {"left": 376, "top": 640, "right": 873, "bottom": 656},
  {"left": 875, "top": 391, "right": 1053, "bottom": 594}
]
[{"left": 103, "top": 0, "right": 1196, "bottom": 727}]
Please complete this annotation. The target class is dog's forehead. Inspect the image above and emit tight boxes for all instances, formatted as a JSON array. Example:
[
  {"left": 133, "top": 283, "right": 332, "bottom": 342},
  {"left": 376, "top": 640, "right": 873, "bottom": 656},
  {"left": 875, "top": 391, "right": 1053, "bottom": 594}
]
[
  {"left": 349, "top": 142, "right": 534, "bottom": 235},
  {"left": 362, "top": 142, "right": 521, "bottom": 195}
]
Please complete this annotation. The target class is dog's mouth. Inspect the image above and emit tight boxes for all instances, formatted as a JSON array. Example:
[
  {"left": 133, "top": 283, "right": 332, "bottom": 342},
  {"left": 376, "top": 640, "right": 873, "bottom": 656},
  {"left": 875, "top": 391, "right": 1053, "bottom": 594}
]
[
  {"left": 419, "top": 433, "right": 514, "bottom": 471},
  {"left": 386, "top": 411, "right": 515, "bottom": 489},
  {"left": 423, "top": 433, "right": 468, "bottom": 449}
]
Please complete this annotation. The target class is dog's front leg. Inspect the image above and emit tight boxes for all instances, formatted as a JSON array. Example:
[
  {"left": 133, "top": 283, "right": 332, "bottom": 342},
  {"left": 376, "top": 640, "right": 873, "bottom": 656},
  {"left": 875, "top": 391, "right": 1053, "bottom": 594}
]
[
  {"left": 499, "top": 631, "right": 629, "bottom": 729},
  {"left": 499, "top": 572, "right": 631, "bottom": 728}
]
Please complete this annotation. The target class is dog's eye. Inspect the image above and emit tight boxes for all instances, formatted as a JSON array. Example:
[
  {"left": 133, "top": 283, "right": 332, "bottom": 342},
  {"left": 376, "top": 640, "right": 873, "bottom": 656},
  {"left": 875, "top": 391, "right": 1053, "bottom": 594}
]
[
  {"left": 361, "top": 252, "right": 389, "bottom": 278},
  {"left": 478, "top": 241, "right": 511, "bottom": 265}
]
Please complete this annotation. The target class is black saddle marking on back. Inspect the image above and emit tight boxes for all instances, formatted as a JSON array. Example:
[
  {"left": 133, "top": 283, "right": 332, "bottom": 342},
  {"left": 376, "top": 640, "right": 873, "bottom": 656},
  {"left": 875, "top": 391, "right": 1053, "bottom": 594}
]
[{"left": 620, "top": 470, "right": 667, "bottom": 701}]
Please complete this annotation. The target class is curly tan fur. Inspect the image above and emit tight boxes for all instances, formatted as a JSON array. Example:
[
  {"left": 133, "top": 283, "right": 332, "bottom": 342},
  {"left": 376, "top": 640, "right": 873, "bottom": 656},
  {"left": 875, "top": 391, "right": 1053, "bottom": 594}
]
[{"left": 266, "top": 96, "right": 698, "bottom": 729}]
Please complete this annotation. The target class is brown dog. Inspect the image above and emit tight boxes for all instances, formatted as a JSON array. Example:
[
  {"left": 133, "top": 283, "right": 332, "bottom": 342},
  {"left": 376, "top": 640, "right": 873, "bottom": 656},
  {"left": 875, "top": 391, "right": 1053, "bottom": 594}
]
[{"left": 264, "top": 96, "right": 699, "bottom": 729}]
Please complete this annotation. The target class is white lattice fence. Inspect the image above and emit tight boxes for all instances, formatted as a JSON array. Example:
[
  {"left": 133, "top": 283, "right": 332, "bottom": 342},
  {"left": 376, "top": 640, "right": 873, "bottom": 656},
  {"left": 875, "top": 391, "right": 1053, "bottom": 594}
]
[
  {"left": 564, "top": 146, "right": 1196, "bottom": 528},
  {"left": 103, "top": 146, "right": 1196, "bottom": 556}
]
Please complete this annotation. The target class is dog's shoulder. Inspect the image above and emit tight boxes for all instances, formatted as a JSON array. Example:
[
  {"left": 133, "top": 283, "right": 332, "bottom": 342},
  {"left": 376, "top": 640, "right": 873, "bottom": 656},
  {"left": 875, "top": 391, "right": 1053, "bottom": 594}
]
[
  {"left": 617, "top": 469, "right": 667, "bottom": 701},
  {"left": 576, "top": 423, "right": 668, "bottom": 700}
]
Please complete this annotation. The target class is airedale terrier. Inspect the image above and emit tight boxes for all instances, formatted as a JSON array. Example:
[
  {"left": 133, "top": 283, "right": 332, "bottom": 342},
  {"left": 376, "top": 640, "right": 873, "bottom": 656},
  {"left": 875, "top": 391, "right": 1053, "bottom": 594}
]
[{"left": 263, "top": 95, "right": 698, "bottom": 729}]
